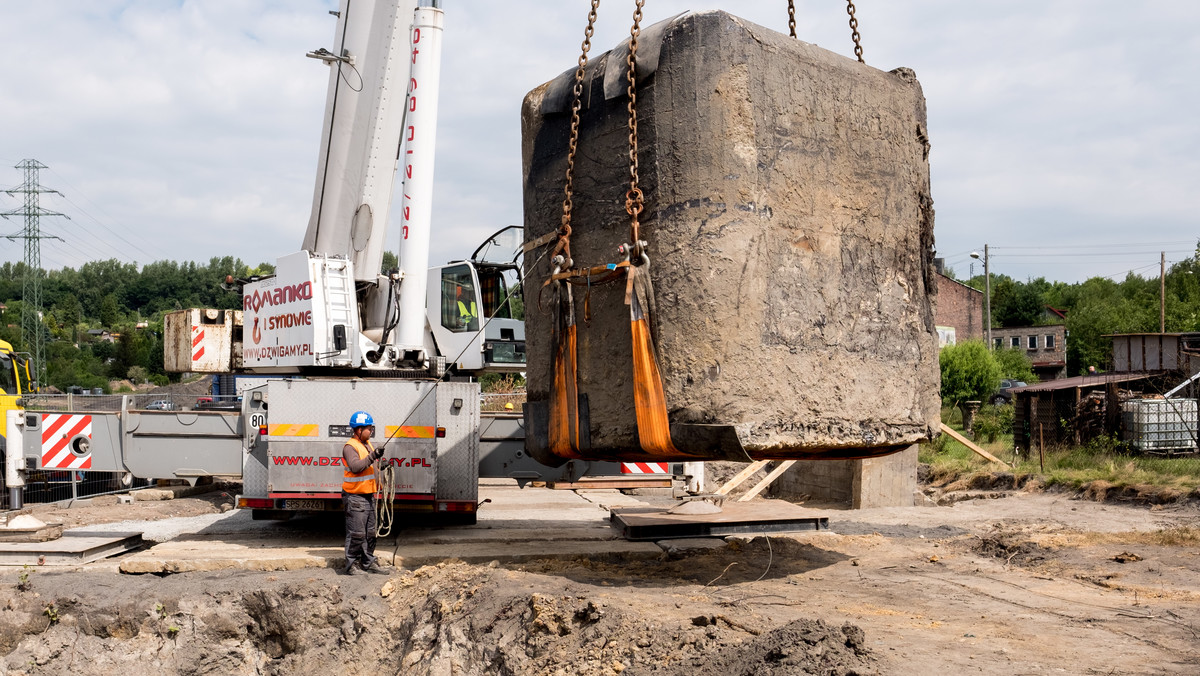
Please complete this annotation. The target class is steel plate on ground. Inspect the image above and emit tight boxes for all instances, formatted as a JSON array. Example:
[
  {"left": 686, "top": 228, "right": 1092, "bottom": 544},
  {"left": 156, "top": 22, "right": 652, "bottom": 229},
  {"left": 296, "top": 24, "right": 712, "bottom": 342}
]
[
  {"left": 610, "top": 500, "right": 828, "bottom": 541},
  {"left": 0, "top": 531, "right": 144, "bottom": 565}
]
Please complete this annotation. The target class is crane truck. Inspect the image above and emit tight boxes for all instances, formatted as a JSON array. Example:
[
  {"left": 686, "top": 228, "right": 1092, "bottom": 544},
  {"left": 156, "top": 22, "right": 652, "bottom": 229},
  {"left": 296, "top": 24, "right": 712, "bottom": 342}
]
[{"left": 4, "top": 0, "right": 629, "bottom": 521}]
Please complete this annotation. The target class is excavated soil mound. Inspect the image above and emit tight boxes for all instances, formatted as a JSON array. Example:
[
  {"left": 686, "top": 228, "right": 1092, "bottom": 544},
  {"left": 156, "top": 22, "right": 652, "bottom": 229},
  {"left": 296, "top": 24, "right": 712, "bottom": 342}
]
[{"left": 1, "top": 560, "right": 874, "bottom": 676}]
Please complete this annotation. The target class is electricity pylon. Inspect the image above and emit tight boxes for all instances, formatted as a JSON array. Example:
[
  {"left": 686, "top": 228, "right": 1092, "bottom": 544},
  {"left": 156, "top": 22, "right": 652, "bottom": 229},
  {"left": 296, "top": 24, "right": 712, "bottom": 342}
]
[{"left": 2, "top": 159, "right": 66, "bottom": 391}]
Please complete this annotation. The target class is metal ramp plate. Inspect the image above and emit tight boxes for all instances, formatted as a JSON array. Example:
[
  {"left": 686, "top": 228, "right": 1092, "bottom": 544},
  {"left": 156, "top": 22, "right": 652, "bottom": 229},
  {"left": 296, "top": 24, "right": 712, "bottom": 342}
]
[
  {"left": 610, "top": 501, "right": 828, "bottom": 541},
  {"left": 0, "top": 531, "right": 144, "bottom": 566},
  {"left": 544, "top": 477, "right": 673, "bottom": 490}
]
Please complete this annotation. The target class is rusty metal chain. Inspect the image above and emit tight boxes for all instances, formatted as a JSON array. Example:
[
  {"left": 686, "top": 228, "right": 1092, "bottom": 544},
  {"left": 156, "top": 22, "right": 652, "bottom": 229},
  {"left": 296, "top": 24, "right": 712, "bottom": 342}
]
[
  {"left": 624, "top": 0, "right": 646, "bottom": 253},
  {"left": 787, "top": 0, "right": 796, "bottom": 38},
  {"left": 846, "top": 0, "right": 864, "bottom": 63},
  {"left": 556, "top": 0, "right": 602, "bottom": 268}
]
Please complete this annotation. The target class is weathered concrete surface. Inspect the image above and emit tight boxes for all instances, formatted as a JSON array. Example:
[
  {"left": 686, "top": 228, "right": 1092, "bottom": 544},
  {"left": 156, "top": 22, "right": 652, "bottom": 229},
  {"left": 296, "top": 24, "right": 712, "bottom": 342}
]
[
  {"left": 851, "top": 444, "right": 919, "bottom": 508},
  {"left": 773, "top": 444, "right": 920, "bottom": 508},
  {"left": 521, "top": 11, "right": 940, "bottom": 462}
]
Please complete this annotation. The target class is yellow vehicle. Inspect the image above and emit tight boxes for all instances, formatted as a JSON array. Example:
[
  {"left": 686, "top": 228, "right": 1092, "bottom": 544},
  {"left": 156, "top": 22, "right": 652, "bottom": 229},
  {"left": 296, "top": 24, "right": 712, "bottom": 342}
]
[
  {"left": 0, "top": 338, "right": 30, "bottom": 508},
  {"left": 0, "top": 338, "right": 29, "bottom": 414}
]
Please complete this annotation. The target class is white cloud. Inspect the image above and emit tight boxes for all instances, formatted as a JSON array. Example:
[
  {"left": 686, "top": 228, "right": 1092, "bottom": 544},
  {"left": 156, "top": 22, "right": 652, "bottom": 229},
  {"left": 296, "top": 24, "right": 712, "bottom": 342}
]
[{"left": 1, "top": 1, "right": 1197, "bottom": 284}]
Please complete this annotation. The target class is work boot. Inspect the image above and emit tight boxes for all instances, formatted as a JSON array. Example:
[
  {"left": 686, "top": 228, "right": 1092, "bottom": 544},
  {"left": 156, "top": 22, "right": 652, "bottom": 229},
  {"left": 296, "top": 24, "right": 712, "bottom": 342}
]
[
  {"left": 342, "top": 565, "right": 365, "bottom": 576},
  {"left": 363, "top": 561, "right": 389, "bottom": 575}
]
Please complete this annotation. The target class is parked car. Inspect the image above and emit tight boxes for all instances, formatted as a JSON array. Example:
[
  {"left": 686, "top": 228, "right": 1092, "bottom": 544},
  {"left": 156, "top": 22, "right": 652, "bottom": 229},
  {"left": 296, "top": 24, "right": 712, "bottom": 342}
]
[
  {"left": 145, "top": 399, "right": 176, "bottom": 411},
  {"left": 992, "top": 379, "right": 1027, "bottom": 406}
]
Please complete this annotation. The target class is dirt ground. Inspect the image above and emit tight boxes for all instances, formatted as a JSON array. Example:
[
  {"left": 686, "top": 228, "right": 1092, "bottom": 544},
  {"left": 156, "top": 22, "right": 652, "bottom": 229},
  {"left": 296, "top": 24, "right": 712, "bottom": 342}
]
[{"left": 2, "top": 480, "right": 1200, "bottom": 675}]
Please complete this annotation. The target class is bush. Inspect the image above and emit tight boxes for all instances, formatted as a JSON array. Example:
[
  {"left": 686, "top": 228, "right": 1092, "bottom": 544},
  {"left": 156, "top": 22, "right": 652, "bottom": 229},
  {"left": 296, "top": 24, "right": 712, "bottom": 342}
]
[
  {"left": 939, "top": 340, "right": 1001, "bottom": 405},
  {"left": 993, "top": 347, "right": 1038, "bottom": 383},
  {"left": 972, "top": 414, "right": 1000, "bottom": 443}
]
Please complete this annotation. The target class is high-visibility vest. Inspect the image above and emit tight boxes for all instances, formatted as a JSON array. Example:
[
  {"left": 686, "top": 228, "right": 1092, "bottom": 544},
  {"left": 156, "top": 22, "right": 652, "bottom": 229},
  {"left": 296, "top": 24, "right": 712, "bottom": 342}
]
[
  {"left": 457, "top": 299, "right": 477, "bottom": 319},
  {"left": 342, "top": 437, "right": 377, "bottom": 494}
]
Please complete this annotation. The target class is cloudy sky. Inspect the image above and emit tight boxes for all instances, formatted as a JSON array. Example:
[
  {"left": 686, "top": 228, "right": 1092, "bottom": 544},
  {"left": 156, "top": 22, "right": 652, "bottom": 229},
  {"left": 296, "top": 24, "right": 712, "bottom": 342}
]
[{"left": 1, "top": 1, "right": 1196, "bottom": 285}]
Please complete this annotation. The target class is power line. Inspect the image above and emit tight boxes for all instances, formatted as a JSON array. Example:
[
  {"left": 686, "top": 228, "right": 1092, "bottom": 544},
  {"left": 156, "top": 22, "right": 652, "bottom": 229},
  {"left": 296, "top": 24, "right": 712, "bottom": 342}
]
[
  {"left": 993, "top": 250, "right": 1192, "bottom": 259},
  {"left": 1102, "top": 262, "right": 1162, "bottom": 280},
  {"left": 992, "top": 241, "right": 1194, "bottom": 251},
  {"left": 45, "top": 167, "right": 161, "bottom": 262},
  {"left": 40, "top": 212, "right": 140, "bottom": 265}
]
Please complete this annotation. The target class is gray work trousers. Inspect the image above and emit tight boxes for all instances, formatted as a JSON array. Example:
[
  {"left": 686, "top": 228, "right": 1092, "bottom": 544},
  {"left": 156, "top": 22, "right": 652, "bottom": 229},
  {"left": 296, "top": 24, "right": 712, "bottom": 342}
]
[{"left": 342, "top": 492, "right": 378, "bottom": 571}]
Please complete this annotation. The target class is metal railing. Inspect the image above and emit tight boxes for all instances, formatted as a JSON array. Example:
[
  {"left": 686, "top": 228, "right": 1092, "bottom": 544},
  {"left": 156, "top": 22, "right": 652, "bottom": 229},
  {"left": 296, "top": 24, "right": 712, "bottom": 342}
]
[
  {"left": 1, "top": 393, "right": 222, "bottom": 508},
  {"left": 20, "top": 392, "right": 240, "bottom": 413},
  {"left": 481, "top": 391, "right": 526, "bottom": 413}
]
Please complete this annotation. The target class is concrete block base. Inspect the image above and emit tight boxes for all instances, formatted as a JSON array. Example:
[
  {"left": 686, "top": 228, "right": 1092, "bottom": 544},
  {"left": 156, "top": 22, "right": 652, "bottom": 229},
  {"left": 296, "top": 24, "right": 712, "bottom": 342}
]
[{"left": 773, "top": 445, "right": 918, "bottom": 508}]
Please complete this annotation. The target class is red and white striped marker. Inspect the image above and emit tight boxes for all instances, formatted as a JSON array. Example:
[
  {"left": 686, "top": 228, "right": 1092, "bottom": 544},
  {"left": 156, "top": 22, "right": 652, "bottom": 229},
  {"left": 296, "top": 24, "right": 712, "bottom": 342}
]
[
  {"left": 192, "top": 325, "right": 206, "bottom": 362},
  {"left": 621, "top": 462, "right": 670, "bottom": 474},
  {"left": 40, "top": 414, "right": 93, "bottom": 469}
]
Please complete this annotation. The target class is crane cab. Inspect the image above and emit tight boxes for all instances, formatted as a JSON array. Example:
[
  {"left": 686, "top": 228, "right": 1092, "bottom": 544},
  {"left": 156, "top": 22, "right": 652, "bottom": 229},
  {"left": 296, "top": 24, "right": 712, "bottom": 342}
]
[
  {"left": 427, "top": 226, "right": 525, "bottom": 374},
  {"left": 0, "top": 339, "right": 29, "bottom": 461}
]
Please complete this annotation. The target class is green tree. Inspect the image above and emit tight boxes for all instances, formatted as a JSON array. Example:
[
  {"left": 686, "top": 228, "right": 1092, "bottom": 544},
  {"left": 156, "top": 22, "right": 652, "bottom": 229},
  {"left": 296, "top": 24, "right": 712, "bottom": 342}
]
[
  {"left": 99, "top": 294, "right": 121, "bottom": 327},
  {"left": 381, "top": 251, "right": 398, "bottom": 274},
  {"left": 939, "top": 340, "right": 1001, "bottom": 405},
  {"left": 993, "top": 279, "right": 1044, "bottom": 328},
  {"left": 993, "top": 347, "right": 1037, "bottom": 383}
]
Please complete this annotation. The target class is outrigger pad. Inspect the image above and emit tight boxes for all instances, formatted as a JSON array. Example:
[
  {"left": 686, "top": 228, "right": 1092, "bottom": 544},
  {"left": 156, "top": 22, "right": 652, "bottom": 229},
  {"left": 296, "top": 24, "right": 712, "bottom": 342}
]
[{"left": 521, "top": 10, "right": 940, "bottom": 462}]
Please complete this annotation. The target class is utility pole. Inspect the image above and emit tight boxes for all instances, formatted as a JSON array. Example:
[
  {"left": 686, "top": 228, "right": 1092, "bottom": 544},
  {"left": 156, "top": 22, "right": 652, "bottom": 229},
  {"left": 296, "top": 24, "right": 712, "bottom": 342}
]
[
  {"left": 984, "top": 244, "right": 991, "bottom": 348},
  {"left": 971, "top": 246, "right": 992, "bottom": 347},
  {"left": 1, "top": 160, "right": 66, "bottom": 391},
  {"left": 1161, "top": 251, "right": 1166, "bottom": 333}
]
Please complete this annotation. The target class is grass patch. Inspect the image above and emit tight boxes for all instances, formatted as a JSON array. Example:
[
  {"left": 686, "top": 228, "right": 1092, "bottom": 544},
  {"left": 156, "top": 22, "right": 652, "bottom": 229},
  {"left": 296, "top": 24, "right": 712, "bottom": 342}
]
[{"left": 922, "top": 411, "right": 1200, "bottom": 500}]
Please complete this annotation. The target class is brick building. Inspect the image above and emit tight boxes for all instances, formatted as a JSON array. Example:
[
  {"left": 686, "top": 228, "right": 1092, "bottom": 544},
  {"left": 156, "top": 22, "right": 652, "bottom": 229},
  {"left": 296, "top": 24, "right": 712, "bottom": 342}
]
[
  {"left": 933, "top": 273, "right": 984, "bottom": 346},
  {"left": 991, "top": 324, "right": 1067, "bottom": 380}
]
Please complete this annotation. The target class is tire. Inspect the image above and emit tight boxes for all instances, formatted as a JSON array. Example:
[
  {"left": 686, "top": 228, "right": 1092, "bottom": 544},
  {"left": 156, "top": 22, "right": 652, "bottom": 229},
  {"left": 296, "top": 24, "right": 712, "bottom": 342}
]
[{"left": 991, "top": 395, "right": 1008, "bottom": 406}]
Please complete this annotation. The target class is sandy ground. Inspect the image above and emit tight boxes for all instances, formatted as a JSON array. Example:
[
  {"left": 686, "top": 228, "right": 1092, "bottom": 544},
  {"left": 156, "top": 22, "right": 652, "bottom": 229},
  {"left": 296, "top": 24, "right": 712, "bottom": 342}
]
[{"left": 1, "top": 483, "right": 1199, "bottom": 675}]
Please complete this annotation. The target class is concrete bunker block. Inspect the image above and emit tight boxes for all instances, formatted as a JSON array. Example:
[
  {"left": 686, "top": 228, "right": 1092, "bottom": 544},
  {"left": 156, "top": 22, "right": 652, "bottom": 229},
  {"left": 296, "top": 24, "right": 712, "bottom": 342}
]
[{"left": 521, "top": 11, "right": 940, "bottom": 464}]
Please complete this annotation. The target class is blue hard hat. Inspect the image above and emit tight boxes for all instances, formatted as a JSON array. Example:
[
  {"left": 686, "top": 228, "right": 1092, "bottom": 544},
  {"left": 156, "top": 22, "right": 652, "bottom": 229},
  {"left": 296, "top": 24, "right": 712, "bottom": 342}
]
[{"left": 349, "top": 411, "right": 374, "bottom": 429}]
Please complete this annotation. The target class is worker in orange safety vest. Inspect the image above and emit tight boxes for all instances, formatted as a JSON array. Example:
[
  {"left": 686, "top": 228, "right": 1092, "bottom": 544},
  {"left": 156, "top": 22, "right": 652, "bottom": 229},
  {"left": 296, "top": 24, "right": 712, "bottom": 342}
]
[{"left": 341, "top": 410, "right": 389, "bottom": 576}]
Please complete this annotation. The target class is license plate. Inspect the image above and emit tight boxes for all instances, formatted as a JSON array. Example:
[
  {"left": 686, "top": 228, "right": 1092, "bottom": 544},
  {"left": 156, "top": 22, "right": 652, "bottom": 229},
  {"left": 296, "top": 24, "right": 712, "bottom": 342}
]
[{"left": 284, "top": 499, "right": 328, "bottom": 511}]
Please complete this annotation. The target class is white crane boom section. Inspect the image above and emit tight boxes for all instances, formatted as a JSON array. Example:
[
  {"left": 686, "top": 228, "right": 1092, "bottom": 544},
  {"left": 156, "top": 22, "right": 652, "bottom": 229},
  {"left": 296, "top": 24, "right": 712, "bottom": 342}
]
[{"left": 395, "top": 7, "right": 443, "bottom": 352}]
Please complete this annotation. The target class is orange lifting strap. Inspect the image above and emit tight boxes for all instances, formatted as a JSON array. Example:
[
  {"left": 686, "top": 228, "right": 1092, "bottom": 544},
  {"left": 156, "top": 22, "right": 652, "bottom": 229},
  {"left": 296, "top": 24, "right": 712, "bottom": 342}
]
[
  {"left": 547, "top": 286, "right": 583, "bottom": 460},
  {"left": 627, "top": 264, "right": 680, "bottom": 456}
]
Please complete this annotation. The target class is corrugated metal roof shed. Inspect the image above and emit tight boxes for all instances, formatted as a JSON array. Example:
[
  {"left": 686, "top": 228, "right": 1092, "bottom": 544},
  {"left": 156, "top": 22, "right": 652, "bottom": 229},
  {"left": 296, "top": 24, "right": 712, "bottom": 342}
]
[{"left": 1011, "top": 372, "right": 1156, "bottom": 393}]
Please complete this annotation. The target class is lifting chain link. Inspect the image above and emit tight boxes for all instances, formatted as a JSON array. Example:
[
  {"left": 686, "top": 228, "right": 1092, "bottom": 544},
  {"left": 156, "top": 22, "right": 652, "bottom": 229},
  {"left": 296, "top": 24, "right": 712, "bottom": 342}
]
[
  {"left": 787, "top": 0, "right": 797, "bottom": 38},
  {"left": 846, "top": 0, "right": 864, "bottom": 63},
  {"left": 556, "top": 0, "right": 602, "bottom": 270},
  {"left": 624, "top": 0, "right": 646, "bottom": 255}
]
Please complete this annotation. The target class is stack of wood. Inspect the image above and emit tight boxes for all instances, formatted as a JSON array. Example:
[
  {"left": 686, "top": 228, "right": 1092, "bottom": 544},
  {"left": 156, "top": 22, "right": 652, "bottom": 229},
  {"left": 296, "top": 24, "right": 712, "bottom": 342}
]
[{"left": 1073, "top": 392, "right": 1108, "bottom": 442}]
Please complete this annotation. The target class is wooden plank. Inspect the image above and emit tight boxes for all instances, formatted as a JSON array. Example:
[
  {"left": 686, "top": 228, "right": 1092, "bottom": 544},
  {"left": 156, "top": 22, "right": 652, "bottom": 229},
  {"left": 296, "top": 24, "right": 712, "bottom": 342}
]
[
  {"left": 737, "top": 461, "right": 798, "bottom": 502},
  {"left": 714, "top": 460, "right": 770, "bottom": 496},
  {"left": 939, "top": 423, "right": 1009, "bottom": 468}
]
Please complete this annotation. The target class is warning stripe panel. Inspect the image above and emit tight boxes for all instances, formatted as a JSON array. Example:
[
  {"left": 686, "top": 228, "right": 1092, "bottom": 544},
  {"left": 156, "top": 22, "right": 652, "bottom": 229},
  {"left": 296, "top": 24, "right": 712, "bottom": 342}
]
[
  {"left": 192, "top": 326, "right": 206, "bottom": 361},
  {"left": 384, "top": 425, "right": 436, "bottom": 439},
  {"left": 40, "top": 414, "right": 92, "bottom": 469},
  {"left": 268, "top": 424, "right": 319, "bottom": 437},
  {"left": 621, "top": 462, "right": 670, "bottom": 474}
]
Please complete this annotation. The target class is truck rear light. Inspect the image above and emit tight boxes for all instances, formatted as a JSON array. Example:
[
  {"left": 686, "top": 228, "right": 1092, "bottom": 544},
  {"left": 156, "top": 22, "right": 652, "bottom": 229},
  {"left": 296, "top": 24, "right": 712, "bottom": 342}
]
[
  {"left": 238, "top": 498, "right": 274, "bottom": 509},
  {"left": 259, "top": 426, "right": 268, "bottom": 435},
  {"left": 435, "top": 427, "right": 446, "bottom": 438},
  {"left": 437, "top": 500, "right": 475, "bottom": 512}
]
